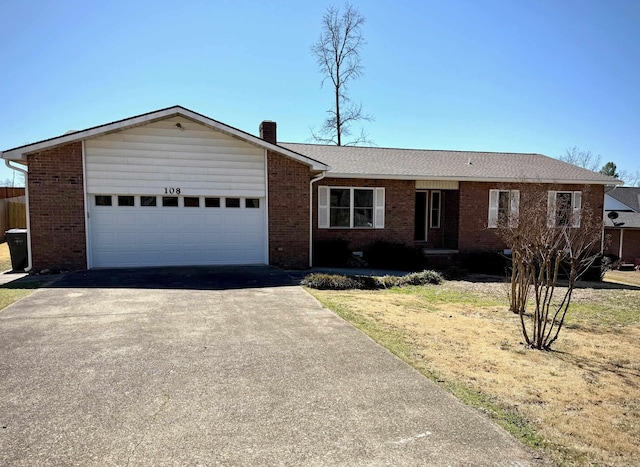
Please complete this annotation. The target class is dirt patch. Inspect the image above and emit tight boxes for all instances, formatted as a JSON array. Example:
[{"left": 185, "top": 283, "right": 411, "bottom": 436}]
[{"left": 310, "top": 279, "right": 640, "bottom": 465}]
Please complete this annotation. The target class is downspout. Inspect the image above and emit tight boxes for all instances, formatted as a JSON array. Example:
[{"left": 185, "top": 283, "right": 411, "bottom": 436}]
[
  {"left": 619, "top": 229, "right": 624, "bottom": 261},
  {"left": 309, "top": 171, "right": 326, "bottom": 268},
  {"left": 4, "top": 159, "right": 32, "bottom": 272},
  {"left": 602, "top": 183, "right": 619, "bottom": 253}
]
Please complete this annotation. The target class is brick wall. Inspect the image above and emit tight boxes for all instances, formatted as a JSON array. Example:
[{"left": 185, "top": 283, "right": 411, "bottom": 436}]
[
  {"left": 313, "top": 178, "right": 414, "bottom": 252},
  {"left": 605, "top": 228, "right": 640, "bottom": 263},
  {"left": 267, "top": 151, "right": 312, "bottom": 269},
  {"left": 27, "top": 142, "right": 86, "bottom": 271},
  {"left": 604, "top": 228, "right": 621, "bottom": 258},
  {"left": 458, "top": 182, "right": 605, "bottom": 253}
]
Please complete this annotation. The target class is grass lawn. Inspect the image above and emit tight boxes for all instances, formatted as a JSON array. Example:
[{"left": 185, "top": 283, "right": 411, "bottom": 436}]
[
  {"left": 605, "top": 269, "right": 640, "bottom": 287},
  {"left": 0, "top": 241, "right": 41, "bottom": 311},
  {"left": 308, "top": 275, "right": 640, "bottom": 466}
]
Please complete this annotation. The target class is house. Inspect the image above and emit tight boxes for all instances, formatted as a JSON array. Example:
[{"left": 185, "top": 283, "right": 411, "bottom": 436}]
[
  {"left": 604, "top": 187, "right": 640, "bottom": 267},
  {"left": 0, "top": 106, "right": 621, "bottom": 272}
]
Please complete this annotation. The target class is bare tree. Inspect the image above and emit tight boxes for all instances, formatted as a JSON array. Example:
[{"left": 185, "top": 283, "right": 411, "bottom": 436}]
[
  {"left": 310, "top": 3, "right": 373, "bottom": 146},
  {"left": 619, "top": 169, "right": 640, "bottom": 187},
  {"left": 496, "top": 184, "right": 603, "bottom": 350},
  {"left": 560, "top": 147, "right": 602, "bottom": 172}
]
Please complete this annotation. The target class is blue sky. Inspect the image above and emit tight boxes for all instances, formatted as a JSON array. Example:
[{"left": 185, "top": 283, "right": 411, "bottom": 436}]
[{"left": 0, "top": 0, "right": 638, "bottom": 186}]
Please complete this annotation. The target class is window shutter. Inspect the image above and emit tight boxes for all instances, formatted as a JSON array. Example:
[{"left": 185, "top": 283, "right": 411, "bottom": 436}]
[
  {"left": 547, "top": 191, "right": 556, "bottom": 228},
  {"left": 318, "top": 186, "right": 329, "bottom": 228},
  {"left": 572, "top": 191, "right": 582, "bottom": 228},
  {"left": 374, "top": 187, "right": 385, "bottom": 229},
  {"left": 510, "top": 190, "right": 520, "bottom": 228},
  {"left": 488, "top": 189, "right": 499, "bottom": 228}
]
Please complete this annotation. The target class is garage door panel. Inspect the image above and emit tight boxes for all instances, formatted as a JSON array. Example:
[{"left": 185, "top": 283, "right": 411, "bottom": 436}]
[{"left": 90, "top": 197, "right": 266, "bottom": 267}]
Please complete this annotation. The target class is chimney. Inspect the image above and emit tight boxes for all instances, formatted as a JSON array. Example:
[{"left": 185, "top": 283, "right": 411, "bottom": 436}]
[{"left": 259, "top": 120, "right": 277, "bottom": 145}]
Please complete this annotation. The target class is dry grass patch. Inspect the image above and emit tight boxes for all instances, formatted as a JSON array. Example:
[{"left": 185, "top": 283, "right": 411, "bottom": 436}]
[
  {"left": 605, "top": 270, "right": 640, "bottom": 287},
  {"left": 308, "top": 279, "right": 640, "bottom": 465},
  {"left": 0, "top": 242, "right": 42, "bottom": 311},
  {"left": 0, "top": 241, "right": 13, "bottom": 272}
]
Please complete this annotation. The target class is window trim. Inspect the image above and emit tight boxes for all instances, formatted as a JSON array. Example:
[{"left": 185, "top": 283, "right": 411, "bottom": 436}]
[
  {"left": 117, "top": 195, "right": 135, "bottom": 207},
  {"left": 317, "top": 185, "right": 385, "bottom": 230},
  {"left": 95, "top": 195, "right": 112, "bottom": 207},
  {"left": 318, "top": 186, "right": 385, "bottom": 229},
  {"left": 488, "top": 189, "right": 519, "bottom": 228},
  {"left": 225, "top": 197, "right": 241, "bottom": 208},
  {"left": 430, "top": 190, "right": 441, "bottom": 229},
  {"left": 547, "top": 190, "right": 581, "bottom": 228}
]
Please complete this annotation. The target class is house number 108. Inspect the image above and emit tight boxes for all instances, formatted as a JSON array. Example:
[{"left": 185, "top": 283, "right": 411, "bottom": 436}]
[{"left": 164, "top": 188, "right": 181, "bottom": 194}]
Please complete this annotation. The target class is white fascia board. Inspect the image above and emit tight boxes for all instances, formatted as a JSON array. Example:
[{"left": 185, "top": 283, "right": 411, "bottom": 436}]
[
  {"left": 325, "top": 172, "right": 624, "bottom": 185},
  {"left": 1, "top": 106, "right": 330, "bottom": 171},
  {"left": 2, "top": 107, "right": 185, "bottom": 161}
]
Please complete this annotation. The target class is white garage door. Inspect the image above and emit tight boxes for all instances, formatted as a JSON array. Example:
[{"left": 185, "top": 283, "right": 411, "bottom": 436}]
[{"left": 89, "top": 194, "right": 266, "bottom": 268}]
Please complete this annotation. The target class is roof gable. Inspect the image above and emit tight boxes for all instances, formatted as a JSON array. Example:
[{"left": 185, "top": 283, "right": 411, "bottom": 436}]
[
  {"left": 606, "top": 187, "right": 640, "bottom": 212},
  {"left": 1, "top": 106, "right": 328, "bottom": 171}
]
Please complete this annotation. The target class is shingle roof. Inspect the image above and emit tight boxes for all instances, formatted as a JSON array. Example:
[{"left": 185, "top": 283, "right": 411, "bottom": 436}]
[
  {"left": 606, "top": 187, "right": 640, "bottom": 212},
  {"left": 281, "top": 143, "right": 621, "bottom": 185}
]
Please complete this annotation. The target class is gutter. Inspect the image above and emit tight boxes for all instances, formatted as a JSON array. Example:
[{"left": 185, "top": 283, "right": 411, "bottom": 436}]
[
  {"left": 3, "top": 159, "right": 32, "bottom": 272},
  {"left": 309, "top": 171, "right": 327, "bottom": 268}
]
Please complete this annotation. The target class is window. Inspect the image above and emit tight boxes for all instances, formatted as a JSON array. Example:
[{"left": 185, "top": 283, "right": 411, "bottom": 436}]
[
  {"left": 184, "top": 197, "right": 200, "bottom": 207},
  {"left": 141, "top": 196, "right": 157, "bottom": 207},
  {"left": 245, "top": 198, "right": 260, "bottom": 208},
  {"left": 318, "top": 186, "right": 385, "bottom": 229},
  {"left": 95, "top": 195, "right": 112, "bottom": 206},
  {"left": 205, "top": 197, "right": 220, "bottom": 208},
  {"left": 225, "top": 198, "right": 240, "bottom": 208},
  {"left": 329, "top": 188, "right": 350, "bottom": 227},
  {"left": 118, "top": 196, "right": 134, "bottom": 207},
  {"left": 548, "top": 191, "right": 581, "bottom": 227},
  {"left": 353, "top": 189, "right": 373, "bottom": 227},
  {"left": 430, "top": 191, "right": 441, "bottom": 228},
  {"left": 162, "top": 197, "right": 179, "bottom": 207},
  {"left": 488, "top": 190, "right": 519, "bottom": 228}
]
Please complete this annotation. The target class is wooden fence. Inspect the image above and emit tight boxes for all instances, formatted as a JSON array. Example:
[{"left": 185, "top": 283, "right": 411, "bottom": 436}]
[
  {"left": 0, "top": 187, "right": 25, "bottom": 199},
  {"left": 0, "top": 196, "right": 26, "bottom": 236}
]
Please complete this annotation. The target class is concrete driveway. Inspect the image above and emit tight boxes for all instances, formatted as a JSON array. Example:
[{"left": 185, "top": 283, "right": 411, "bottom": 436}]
[{"left": 0, "top": 267, "right": 546, "bottom": 466}]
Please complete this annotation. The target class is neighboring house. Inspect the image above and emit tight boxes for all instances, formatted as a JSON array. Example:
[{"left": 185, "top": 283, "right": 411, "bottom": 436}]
[
  {"left": 604, "top": 187, "right": 640, "bottom": 267},
  {"left": 0, "top": 106, "right": 621, "bottom": 272}
]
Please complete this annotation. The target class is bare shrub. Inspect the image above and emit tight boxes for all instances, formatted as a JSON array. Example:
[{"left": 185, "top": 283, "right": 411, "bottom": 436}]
[{"left": 495, "top": 184, "right": 604, "bottom": 350}]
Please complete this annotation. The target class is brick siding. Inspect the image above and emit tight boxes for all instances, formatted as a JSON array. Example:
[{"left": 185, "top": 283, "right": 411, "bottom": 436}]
[
  {"left": 267, "top": 151, "right": 312, "bottom": 269},
  {"left": 458, "top": 182, "right": 605, "bottom": 253},
  {"left": 605, "top": 228, "right": 640, "bottom": 263},
  {"left": 27, "top": 142, "right": 86, "bottom": 271},
  {"left": 313, "top": 178, "right": 414, "bottom": 252}
]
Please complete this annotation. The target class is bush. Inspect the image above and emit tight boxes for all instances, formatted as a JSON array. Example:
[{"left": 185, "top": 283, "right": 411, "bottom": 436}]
[
  {"left": 443, "top": 265, "right": 467, "bottom": 280},
  {"left": 459, "top": 251, "right": 510, "bottom": 276},
  {"left": 301, "top": 273, "right": 361, "bottom": 290},
  {"left": 364, "top": 241, "right": 426, "bottom": 271},
  {"left": 376, "top": 275, "right": 403, "bottom": 289},
  {"left": 313, "top": 239, "right": 351, "bottom": 267},
  {"left": 578, "top": 255, "right": 607, "bottom": 282},
  {"left": 398, "top": 270, "right": 443, "bottom": 286},
  {"left": 302, "top": 270, "right": 444, "bottom": 290}
]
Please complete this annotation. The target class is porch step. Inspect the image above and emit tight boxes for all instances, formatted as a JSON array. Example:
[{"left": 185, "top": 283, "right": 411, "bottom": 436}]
[{"left": 422, "top": 249, "right": 459, "bottom": 256}]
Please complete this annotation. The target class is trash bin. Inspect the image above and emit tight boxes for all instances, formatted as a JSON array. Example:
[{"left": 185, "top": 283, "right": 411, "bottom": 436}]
[{"left": 5, "top": 229, "right": 28, "bottom": 272}]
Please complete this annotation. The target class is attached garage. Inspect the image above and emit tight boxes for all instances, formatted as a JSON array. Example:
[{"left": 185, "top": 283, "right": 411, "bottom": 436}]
[
  {"left": 0, "top": 106, "right": 327, "bottom": 272},
  {"left": 84, "top": 115, "right": 268, "bottom": 268}
]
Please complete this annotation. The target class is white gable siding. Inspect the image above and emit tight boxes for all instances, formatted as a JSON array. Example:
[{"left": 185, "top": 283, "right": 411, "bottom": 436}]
[{"left": 85, "top": 116, "right": 266, "bottom": 197}]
